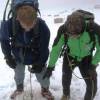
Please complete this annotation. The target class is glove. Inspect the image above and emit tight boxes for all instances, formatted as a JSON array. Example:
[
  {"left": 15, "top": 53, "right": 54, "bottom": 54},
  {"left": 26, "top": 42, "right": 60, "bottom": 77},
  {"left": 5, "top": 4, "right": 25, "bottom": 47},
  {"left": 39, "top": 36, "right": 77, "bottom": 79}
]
[
  {"left": 68, "top": 56, "right": 77, "bottom": 67},
  {"left": 69, "top": 59, "right": 76, "bottom": 67},
  {"left": 88, "top": 65, "right": 97, "bottom": 80},
  {"left": 28, "top": 63, "right": 45, "bottom": 73},
  {"left": 43, "top": 67, "right": 54, "bottom": 79},
  {"left": 5, "top": 56, "right": 17, "bottom": 69}
]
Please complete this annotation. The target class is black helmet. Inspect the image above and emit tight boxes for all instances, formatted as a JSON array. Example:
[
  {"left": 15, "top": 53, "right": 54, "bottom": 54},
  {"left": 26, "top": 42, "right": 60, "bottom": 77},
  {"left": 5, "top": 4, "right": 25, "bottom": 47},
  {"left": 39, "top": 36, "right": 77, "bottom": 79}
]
[{"left": 11, "top": 0, "right": 39, "bottom": 11}]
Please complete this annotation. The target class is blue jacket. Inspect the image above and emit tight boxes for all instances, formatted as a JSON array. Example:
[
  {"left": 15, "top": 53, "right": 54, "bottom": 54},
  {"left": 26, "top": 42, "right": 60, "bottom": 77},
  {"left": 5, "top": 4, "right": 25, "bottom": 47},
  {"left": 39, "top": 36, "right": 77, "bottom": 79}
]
[{"left": 0, "top": 18, "right": 50, "bottom": 65}]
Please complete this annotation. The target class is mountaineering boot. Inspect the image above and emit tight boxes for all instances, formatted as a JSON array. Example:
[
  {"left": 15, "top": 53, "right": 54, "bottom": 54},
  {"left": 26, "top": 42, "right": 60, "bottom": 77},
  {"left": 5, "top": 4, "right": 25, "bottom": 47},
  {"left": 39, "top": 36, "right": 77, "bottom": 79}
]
[
  {"left": 41, "top": 87, "right": 54, "bottom": 100},
  {"left": 61, "top": 94, "right": 70, "bottom": 100},
  {"left": 10, "top": 84, "right": 24, "bottom": 99}
]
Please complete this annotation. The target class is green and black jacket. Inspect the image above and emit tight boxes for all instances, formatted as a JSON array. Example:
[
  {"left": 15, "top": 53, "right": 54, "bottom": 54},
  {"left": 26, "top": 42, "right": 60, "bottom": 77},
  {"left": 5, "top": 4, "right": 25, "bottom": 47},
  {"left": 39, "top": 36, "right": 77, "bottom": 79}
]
[{"left": 48, "top": 23, "right": 100, "bottom": 68}]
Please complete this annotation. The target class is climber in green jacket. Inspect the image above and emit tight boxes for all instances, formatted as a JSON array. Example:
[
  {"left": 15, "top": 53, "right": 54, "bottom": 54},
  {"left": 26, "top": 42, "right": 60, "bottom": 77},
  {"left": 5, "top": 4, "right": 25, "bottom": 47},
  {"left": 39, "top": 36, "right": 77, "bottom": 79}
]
[{"left": 43, "top": 10, "right": 100, "bottom": 100}]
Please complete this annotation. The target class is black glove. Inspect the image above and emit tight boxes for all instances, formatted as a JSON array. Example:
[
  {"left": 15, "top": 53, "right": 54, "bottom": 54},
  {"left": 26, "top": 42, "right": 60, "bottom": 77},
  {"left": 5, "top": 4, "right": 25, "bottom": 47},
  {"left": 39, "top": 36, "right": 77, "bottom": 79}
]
[
  {"left": 43, "top": 67, "right": 54, "bottom": 79},
  {"left": 5, "top": 56, "right": 17, "bottom": 69},
  {"left": 28, "top": 63, "right": 45, "bottom": 73},
  {"left": 88, "top": 65, "right": 97, "bottom": 80},
  {"left": 69, "top": 59, "right": 76, "bottom": 67}
]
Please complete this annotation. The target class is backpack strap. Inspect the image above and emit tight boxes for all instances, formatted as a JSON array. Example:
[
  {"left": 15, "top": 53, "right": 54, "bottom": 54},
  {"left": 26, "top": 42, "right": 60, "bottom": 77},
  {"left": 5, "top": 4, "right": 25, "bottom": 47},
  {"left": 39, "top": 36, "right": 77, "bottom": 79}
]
[
  {"left": 30, "top": 18, "right": 40, "bottom": 47},
  {"left": 10, "top": 18, "right": 20, "bottom": 47},
  {"left": 59, "top": 24, "right": 69, "bottom": 57},
  {"left": 86, "top": 21, "right": 100, "bottom": 53},
  {"left": 3, "top": 0, "right": 10, "bottom": 21},
  {"left": 86, "top": 21, "right": 95, "bottom": 42},
  {"left": 92, "top": 23, "right": 100, "bottom": 46},
  {"left": 88, "top": 29, "right": 95, "bottom": 52}
]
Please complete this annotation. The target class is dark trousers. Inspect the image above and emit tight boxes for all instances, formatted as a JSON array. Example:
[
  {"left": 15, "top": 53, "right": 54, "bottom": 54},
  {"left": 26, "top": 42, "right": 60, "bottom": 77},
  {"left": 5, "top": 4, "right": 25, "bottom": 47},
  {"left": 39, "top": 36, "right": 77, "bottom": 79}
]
[{"left": 62, "top": 54, "right": 97, "bottom": 100}]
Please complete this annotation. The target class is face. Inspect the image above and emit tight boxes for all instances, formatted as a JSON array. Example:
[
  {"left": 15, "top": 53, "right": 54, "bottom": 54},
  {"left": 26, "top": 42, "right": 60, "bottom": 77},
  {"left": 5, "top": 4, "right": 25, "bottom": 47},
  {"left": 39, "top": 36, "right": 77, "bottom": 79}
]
[
  {"left": 67, "top": 22, "right": 82, "bottom": 38},
  {"left": 66, "top": 13, "right": 85, "bottom": 38},
  {"left": 67, "top": 32, "right": 81, "bottom": 38},
  {"left": 16, "top": 5, "right": 37, "bottom": 31},
  {"left": 18, "top": 19, "right": 37, "bottom": 31}
]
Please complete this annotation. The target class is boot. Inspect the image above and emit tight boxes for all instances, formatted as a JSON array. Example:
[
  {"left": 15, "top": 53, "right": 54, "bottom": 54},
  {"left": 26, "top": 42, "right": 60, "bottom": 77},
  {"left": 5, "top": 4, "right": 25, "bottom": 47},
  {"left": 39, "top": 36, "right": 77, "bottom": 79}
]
[
  {"left": 41, "top": 87, "right": 54, "bottom": 100},
  {"left": 10, "top": 84, "right": 24, "bottom": 99},
  {"left": 61, "top": 94, "right": 70, "bottom": 100}
]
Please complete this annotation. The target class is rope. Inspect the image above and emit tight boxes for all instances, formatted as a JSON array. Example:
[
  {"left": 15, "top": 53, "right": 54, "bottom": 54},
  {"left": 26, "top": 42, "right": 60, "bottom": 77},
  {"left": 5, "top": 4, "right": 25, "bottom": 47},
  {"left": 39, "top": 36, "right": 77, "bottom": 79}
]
[
  {"left": 28, "top": 65, "right": 33, "bottom": 100},
  {"left": 21, "top": 65, "right": 33, "bottom": 100},
  {"left": 66, "top": 53, "right": 94, "bottom": 100},
  {"left": 30, "top": 70, "right": 33, "bottom": 100},
  {"left": 66, "top": 53, "right": 90, "bottom": 79},
  {"left": 91, "top": 80, "right": 94, "bottom": 100},
  {"left": 22, "top": 93, "right": 25, "bottom": 100},
  {"left": 3, "top": 0, "right": 10, "bottom": 21}
]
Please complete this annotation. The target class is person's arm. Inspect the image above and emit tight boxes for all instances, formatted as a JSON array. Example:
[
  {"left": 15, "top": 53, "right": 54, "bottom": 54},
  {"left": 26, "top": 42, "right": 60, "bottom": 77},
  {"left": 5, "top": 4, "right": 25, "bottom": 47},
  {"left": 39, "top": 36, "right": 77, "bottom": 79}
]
[
  {"left": 0, "top": 19, "right": 16, "bottom": 69},
  {"left": 43, "top": 25, "right": 66, "bottom": 79},
  {"left": 0, "top": 20, "right": 12, "bottom": 58},
  {"left": 39, "top": 19, "right": 50, "bottom": 64},
  {"left": 91, "top": 23, "right": 100, "bottom": 66},
  {"left": 48, "top": 25, "right": 65, "bottom": 68}
]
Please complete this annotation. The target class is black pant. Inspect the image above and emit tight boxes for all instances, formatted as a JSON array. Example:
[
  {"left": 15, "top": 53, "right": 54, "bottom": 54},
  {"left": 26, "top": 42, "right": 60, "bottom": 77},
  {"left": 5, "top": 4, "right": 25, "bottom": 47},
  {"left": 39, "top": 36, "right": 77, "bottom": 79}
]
[{"left": 62, "top": 54, "right": 97, "bottom": 100}]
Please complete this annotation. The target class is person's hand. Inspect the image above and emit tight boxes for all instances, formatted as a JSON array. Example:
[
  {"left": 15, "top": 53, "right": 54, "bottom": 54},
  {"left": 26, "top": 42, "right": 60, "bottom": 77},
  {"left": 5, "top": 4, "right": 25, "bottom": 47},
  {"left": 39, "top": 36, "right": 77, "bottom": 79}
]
[
  {"left": 43, "top": 67, "right": 54, "bottom": 79},
  {"left": 68, "top": 59, "right": 76, "bottom": 67},
  {"left": 5, "top": 56, "right": 16, "bottom": 69},
  {"left": 28, "top": 63, "right": 45, "bottom": 73},
  {"left": 88, "top": 66, "right": 97, "bottom": 80}
]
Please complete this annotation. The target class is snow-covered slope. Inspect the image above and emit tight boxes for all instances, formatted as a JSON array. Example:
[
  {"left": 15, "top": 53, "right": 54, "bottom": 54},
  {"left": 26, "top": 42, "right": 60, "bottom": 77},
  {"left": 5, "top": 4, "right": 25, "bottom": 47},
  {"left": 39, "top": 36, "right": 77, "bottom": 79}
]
[{"left": 0, "top": 9, "right": 100, "bottom": 100}]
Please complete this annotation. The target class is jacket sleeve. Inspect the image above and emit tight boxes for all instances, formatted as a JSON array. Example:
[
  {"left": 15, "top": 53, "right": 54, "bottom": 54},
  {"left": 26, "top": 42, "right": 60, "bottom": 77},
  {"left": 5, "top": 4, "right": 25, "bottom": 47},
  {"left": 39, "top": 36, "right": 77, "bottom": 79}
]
[
  {"left": 48, "top": 25, "right": 65, "bottom": 68},
  {"left": 39, "top": 20, "right": 50, "bottom": 64},
  {"left": 0, "top": 20, "right": 12, "bottom": 58},
  {"left": 91, "top": 23, "right": 100, "bottom": 65}
]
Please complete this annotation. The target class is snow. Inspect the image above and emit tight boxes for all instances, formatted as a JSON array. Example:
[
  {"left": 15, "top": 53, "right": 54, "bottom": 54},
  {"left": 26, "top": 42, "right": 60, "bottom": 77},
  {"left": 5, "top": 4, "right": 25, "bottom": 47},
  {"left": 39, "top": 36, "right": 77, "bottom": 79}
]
[{"left": 0, "top": 9, "right": 100, "bottom": 100}]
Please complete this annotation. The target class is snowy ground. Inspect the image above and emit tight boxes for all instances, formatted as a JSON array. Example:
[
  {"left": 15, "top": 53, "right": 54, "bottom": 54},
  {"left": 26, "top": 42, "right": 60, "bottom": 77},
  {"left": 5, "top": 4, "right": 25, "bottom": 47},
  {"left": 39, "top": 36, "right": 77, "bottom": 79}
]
[{"left": 0, "top": 9, "right": 100, "bottom": 100}]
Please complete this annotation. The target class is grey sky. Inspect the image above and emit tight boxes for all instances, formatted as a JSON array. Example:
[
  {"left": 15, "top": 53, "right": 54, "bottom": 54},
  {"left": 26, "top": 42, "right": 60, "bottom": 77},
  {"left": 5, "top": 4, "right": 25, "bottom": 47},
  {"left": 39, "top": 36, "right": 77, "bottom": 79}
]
[
  {"left": 39, "top": 0, "right": 100, "bottom": 10},
  {"left": 0, "top": 0, "right": 100, "bottom": 19}
]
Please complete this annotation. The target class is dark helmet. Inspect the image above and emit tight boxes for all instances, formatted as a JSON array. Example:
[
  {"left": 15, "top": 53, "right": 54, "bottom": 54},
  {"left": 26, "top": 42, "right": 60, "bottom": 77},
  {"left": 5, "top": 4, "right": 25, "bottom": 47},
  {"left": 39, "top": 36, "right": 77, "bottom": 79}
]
[{"left": 11, "top": 0, "right": 39, "bottom": 11}]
